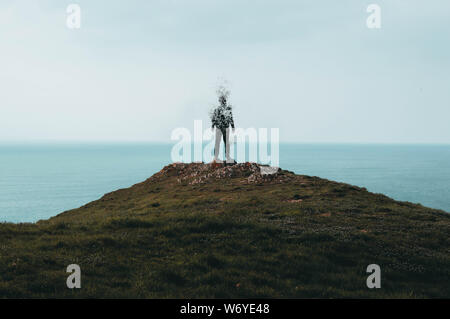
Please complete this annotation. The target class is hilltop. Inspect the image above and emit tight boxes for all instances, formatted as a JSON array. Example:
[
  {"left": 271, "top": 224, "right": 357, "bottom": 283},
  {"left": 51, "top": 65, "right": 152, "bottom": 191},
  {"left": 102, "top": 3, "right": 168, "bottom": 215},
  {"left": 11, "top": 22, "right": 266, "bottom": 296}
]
[{"left": 0, "top": 162, "right": 449, "bottom": 298}]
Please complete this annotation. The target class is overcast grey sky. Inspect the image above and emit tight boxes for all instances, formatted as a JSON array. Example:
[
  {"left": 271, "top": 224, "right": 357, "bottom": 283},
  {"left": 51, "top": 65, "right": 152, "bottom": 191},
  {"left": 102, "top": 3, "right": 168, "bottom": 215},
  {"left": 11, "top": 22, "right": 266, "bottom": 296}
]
[{"left": 0, "top": 0, "right": 449, "bottom": 143}]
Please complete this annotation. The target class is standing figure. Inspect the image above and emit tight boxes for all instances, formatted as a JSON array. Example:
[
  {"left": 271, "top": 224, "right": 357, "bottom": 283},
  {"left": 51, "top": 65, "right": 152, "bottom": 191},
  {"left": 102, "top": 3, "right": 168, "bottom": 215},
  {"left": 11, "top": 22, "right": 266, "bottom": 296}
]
[{"left": 210, "top": 86, "right": 235, "bottom": 163}]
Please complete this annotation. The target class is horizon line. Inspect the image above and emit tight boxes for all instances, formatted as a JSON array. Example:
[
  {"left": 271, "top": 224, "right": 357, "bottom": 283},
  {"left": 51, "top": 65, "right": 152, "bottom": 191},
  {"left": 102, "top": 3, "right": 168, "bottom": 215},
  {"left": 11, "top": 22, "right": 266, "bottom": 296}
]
[{"left": 0, "top": 140, "right": 449, "bottom": 146}]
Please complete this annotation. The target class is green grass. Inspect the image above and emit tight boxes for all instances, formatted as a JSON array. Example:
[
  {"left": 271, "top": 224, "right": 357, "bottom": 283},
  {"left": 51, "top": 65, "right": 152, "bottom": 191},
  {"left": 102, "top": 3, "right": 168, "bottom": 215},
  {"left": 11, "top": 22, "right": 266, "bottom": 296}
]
[{"left": 0, "top": 164, "right": 449, "bottom": 298}]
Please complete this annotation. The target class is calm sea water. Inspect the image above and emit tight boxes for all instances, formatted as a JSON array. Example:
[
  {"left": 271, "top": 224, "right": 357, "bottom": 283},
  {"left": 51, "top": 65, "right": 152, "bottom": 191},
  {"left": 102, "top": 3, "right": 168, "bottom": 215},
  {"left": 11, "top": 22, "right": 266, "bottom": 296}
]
[{"left": 0, "top": 143, "right": 449, "bottom": 222}]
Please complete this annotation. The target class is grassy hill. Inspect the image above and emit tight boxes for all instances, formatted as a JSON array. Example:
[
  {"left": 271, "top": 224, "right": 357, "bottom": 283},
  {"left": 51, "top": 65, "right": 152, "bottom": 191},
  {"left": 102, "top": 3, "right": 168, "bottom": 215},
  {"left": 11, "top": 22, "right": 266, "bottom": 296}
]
[{"left": 1, "top": 162, "right": 449, "bottom": 298}]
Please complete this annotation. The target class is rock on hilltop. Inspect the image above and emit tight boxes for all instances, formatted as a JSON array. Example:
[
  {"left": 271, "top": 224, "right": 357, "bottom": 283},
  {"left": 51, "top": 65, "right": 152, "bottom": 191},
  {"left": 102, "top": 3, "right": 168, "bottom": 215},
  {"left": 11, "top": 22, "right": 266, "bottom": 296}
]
[{"left": 151, "top": 162, "right": 293, "bottom": 185}]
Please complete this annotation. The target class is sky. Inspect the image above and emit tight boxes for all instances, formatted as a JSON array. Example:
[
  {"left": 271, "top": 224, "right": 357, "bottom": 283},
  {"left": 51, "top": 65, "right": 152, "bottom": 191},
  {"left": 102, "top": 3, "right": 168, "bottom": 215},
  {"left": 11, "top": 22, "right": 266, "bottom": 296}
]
[{"left": 0, "top": 0, "right": 449, "bottom": 143}]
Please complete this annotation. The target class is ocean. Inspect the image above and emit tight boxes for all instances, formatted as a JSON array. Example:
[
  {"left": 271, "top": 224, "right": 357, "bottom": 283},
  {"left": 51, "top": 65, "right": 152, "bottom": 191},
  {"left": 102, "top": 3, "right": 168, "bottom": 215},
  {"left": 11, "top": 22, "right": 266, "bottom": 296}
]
[{"left": 1, "top": 143, "right": 449, "bottom": 223}]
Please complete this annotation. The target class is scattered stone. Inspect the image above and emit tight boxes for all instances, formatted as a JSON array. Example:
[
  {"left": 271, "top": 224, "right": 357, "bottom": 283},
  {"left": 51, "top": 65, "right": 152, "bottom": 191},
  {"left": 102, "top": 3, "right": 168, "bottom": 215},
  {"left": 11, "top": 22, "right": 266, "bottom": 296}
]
[
  {"left": 260, "top": 166, "right": 280, "bottom": 175},
  {"left": 287, "top": 199, "right": 303, "bottom": 203}
]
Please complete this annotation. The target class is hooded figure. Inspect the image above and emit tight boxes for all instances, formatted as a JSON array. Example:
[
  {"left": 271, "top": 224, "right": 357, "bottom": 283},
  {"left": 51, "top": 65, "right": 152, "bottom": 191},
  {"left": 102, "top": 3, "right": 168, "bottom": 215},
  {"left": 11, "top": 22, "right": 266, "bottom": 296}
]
[{"left": 210, "top": 86, "right": 235, "bottom": 163}]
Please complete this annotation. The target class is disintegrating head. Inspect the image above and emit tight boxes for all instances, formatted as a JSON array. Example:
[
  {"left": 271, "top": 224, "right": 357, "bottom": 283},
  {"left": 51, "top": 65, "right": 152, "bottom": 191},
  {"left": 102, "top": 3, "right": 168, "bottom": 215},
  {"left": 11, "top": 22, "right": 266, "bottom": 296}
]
[{"left": 216, "top": 84, "right": 230, "bottom": 106}]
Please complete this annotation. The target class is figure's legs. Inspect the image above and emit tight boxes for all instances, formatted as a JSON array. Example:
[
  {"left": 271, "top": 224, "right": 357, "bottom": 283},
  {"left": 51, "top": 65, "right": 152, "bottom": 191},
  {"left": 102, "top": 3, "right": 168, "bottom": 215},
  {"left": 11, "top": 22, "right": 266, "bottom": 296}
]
[
  {"left": 223, "top": 128, "right": 233, "bottom": 163},
  {"left": 213, "top": 128, "right": 223, "bottom": 163}
]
